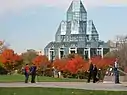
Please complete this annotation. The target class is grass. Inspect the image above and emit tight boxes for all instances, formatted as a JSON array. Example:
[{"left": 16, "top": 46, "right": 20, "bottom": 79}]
[
  {"left": 0, "top": 75, "right": 86, "bottom": 82},
  {"left": 0, "top": 87, "right": 127, "bottom": 95}
]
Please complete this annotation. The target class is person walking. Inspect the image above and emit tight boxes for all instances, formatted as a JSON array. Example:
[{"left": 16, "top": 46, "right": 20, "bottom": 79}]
[
  {"left": 24, "top": 64, "right": 30, "bottom": 83},
  {"left": 30, "top": 64, "right": 37, "bottom": 83},
  {"left": 87, "top": 60, "right": 93, "bottom": 83},
  {"left": 114, "top": 58, "right": 120, "bottom": 84},
  {"left": 93, "top": 64, "right": 98, "bottom": 83}
]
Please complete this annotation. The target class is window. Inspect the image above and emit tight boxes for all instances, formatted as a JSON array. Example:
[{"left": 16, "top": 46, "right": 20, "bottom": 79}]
[
  {"left": 73, "top": 1, "right": 80, "bottom": 12},
  {"left": 67, "top": 13, "right": 73, "bottom": 21},
  {"left": 81, "top": 13, "right": 87, "bottom": 21}
]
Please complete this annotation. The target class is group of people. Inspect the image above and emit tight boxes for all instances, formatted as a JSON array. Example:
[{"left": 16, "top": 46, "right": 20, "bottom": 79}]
[
  {"left": 87, "top": 62, "right": 99, "bottom": 83},
  {"left": 22, "top": 59, "right": 120, "bottom": 84},
  {"left": 87, "top": 58, "right": 120, "bottom": 84},
  {"left": 23, "top": 64, "right": 37, "bottom": 83}
]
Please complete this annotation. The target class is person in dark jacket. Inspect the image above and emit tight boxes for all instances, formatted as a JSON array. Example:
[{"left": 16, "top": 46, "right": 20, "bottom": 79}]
[
  {"left": 87, "top": 60, "right": 93, "bottom": 83},
  {"left": 30, "top": 64, "right": 37, "bottom": 83},
  {"left": 93, "top": 64, "right": 98, "bottom": 83}
]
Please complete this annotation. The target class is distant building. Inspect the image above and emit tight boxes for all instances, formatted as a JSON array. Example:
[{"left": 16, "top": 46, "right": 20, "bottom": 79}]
[
  {"left": 108, "top": 39, "right": 127, "bottom": 51},
  {"left": 36, "top": 50, "right": 43, "bottom": 55},
  {"left": 26, "top": 49, "right": 43, "bottom": 55},
  {"left": 107, "top": 40, "right": 118, "bottom": 51},
  {"left": 44, "top": 0, "right": 109, "bottom": 61}
]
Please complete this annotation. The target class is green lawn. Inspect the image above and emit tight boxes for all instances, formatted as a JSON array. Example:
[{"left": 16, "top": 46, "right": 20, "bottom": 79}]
[
  {"left": 0, "top": 87, "right": 127, "bottom": 95},
  {"left": 0, "top": 75, "right": 86, "bottom": 82}
]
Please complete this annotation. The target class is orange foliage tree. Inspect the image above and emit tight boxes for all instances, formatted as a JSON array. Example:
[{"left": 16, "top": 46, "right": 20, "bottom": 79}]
[
  {"left": 53, "top": 58, "right": 68, "bottom": 72},
  {"left": 32, "top": 55, "right": 50, "bottom": 72},
  {"left": 53, "top": 55, "right": 88, "bottom": 74},
  {"left": 91, "top": 56, "right": 102, "bottom": 67},
  {"left": 91, "top": 56, "right": 116, "bottom": 69},
  {"left": 65, "top": 55, "right": 85, "bottom": 74},
  {"left": 52, "top": 54, "right": 116, "bottom": 76},
  {"left": 0, "top": 49, "right": 22, "bottom": 73},
  {"left": 80, "top": 60, "right": 89, "bottom": 72}
]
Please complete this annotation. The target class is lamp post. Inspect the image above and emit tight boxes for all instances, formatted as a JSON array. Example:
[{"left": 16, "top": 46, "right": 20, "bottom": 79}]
[{"left": 51, "top": 51, "right": 54, "bottom": 63}]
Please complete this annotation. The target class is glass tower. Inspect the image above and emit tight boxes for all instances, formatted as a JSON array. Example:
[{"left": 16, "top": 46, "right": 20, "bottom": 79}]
[
  {"left": 55, "top": 0, "right": 87, "bottom": 43},
  {"left": 44, "top": 0, "right": 109, "bottom": 60}
]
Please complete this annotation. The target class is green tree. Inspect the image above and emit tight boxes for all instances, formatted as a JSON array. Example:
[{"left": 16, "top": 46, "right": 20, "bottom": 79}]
[{"left": 21, "top": 49, "right": 38, "bottom": 65}]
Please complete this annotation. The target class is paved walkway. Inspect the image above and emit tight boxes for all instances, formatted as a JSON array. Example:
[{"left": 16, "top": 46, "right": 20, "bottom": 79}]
[{"left": 0, "top": 82, "right": 127, "bottom": 91}]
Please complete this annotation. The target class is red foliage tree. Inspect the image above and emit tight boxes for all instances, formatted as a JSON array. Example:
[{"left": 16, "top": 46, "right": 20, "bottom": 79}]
[
  {"left": 32, "top": 55, "right": 50, "bottom": 72},
  {"left": 80, "top": 60, "right": 89, "bottom": 72},
  {"left": 0, "top": 49, "right": 22, "bottom": 72},
  {"left": 65, "top": 59, "right": 77, "bottom": 74},
  {"left": 91, "top": 56, "right": 102, "bottom": 65},
  {"left": 97, "top": 57, "right": 116, "bottom": 69},
  {"left": 52, "top": 54, "right": 116, "bottom": 75},
  {"left": 53, "top": 58, "right": 67, "bottom": 71},
  {"left": 32, "top": 55, "right": 49, "bottom": 66},
  {"left": 90, "top": 56, "right": 116, "bottom": 69},
  {"left": 65, "top": 55, "right": 85, "bottom": 74}
]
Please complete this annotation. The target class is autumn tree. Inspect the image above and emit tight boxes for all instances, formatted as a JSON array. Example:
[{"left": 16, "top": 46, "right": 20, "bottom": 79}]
[
  {"left": 53, "top": 58, "right": 67, "bottom": 72},
  {"left": 80, "top": 60, "right": 89, "bottom": 72},
  {"left": 90, "top": 55, "right": 115, "bottom": 68},
  {"left": 32, "top": 55, "right": 50, "bottom": 75},
  {"left": 0, "top": 49, "right": 22, "bottom": 74},
  {"left": 65, "top": 55, "right": 85, "bottom": 74},
  {"left": 91, "top": 56, "right": 102, "bottom": 66},
  {"left": 33, "top": 55, "right": 49, "bottom": 66},
  {"left": 52, "top": 53, "right": 117, "bottom": 79}
]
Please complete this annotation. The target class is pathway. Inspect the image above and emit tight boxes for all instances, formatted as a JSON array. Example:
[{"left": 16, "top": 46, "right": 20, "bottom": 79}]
[{"left": 0, "top": 82, "right": 127, "bottom": 91}]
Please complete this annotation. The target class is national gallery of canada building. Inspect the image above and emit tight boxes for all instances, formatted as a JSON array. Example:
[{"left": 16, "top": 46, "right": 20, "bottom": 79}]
[{"left": 44, "top": 0, "right": 109, "bottom": 61}]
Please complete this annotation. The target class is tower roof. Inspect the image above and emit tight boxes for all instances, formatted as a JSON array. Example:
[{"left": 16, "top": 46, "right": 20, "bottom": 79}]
[
  {"left": 66, "top": 0, "right": 87, "bottom": 21},
  {"left": 67, "top": 0, "right": 87, "bottom": 13},
  {"left": 88, "top": 20, "right": 98, "bottom": 34}
]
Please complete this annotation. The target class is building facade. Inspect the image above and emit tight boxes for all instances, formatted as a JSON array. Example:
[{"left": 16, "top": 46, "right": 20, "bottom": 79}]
[{"left": 44, "top": 0, "right": 109, "bottom": 60}]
